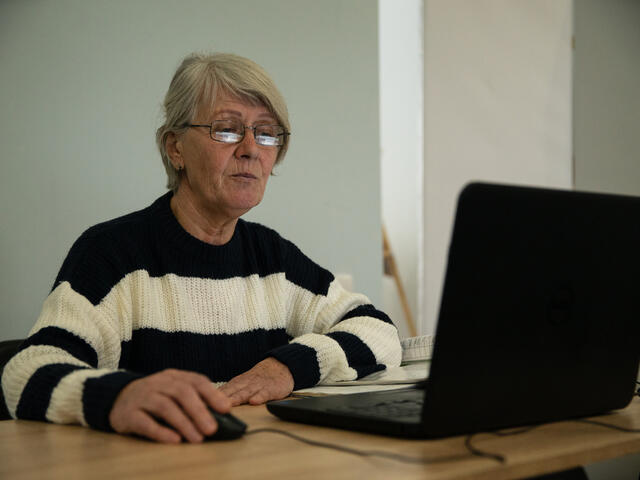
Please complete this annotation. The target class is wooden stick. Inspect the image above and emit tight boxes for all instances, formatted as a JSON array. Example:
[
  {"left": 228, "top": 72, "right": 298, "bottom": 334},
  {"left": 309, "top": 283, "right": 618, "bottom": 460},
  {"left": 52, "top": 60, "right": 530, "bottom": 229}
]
[{"left": 382, "top": 226, "right": 418, "bottom": 337}]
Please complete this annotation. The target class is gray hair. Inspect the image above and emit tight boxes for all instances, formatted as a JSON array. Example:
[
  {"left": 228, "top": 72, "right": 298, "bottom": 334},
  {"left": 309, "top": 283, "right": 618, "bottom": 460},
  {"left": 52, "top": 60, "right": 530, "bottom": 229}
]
[{"left": 156, "top": 52, "right": 291, "bottom": 191}]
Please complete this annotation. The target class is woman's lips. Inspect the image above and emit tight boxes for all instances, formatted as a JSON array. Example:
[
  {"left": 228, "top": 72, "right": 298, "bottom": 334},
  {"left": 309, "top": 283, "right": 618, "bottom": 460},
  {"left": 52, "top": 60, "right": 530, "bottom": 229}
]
[{"left": 232, "top": 173, "right": 257, "bottom": 179}]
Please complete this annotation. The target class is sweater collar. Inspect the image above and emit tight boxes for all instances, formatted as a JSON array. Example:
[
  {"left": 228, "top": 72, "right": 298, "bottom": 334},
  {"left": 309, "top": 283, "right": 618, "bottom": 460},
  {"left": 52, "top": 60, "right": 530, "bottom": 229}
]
[{"left": 152, "top": 191, "right": 244, "bottom": 259}]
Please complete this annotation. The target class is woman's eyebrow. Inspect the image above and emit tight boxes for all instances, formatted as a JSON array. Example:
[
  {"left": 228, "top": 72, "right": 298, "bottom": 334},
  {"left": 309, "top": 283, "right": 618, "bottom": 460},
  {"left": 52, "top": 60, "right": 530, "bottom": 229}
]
[
  {"left": 213, "top": 109, "right": 277, "bottom": 122},
  {"left": 256, "top": 111, "right": 276, "bottom": 119},
  {"left": 213, "top": 109, "right": 243, "bottom": 117}
]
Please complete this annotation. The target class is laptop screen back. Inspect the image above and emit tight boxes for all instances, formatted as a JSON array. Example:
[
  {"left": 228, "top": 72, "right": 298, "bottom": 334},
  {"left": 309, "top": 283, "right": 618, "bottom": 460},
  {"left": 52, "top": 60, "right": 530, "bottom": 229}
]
[{"left": 420, "top": 183, "right": 640, "bottom": 436}]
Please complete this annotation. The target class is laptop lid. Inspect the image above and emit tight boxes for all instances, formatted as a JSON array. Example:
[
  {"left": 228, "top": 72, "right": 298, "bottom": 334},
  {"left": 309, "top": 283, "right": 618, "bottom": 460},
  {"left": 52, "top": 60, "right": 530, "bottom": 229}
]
[
  {"left": 268, "top": 182, "right": 640, "bottom": 438},
  {"left": 420, "top": 182, "right": 640, "bottom": 437}
]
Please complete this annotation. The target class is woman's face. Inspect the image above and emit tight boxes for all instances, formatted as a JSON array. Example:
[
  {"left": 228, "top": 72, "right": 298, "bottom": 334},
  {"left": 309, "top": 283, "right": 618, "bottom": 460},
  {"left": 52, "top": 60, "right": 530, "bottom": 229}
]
[{"left": 172, "top": 92, "right": 279, "bottom": 220}]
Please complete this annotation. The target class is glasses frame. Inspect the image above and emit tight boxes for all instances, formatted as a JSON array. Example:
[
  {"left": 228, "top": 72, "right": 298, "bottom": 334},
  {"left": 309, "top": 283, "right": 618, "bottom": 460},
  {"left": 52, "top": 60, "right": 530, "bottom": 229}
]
[{"left": 184, "top": 121, "right": 290, "bottom": 147}]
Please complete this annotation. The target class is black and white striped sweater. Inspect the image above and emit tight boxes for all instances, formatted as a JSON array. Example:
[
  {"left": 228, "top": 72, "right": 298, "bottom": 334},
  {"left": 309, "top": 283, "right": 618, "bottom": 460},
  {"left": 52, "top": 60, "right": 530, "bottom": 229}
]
[{"left": 1, "top": 192, "right": 401, "bottom": 431}]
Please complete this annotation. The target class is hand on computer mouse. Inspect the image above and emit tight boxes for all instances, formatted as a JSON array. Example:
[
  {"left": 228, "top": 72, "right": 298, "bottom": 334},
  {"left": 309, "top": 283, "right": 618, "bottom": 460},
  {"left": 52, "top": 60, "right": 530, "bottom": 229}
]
[
  {"left": 204, "top": 410, "right": 247, "bottom": 441},
  {"left": 109, "top": 369, "right": 233, "bottom": 444},
  {"left": 148, "top": 408, "right": 246, "bottom": 442}
]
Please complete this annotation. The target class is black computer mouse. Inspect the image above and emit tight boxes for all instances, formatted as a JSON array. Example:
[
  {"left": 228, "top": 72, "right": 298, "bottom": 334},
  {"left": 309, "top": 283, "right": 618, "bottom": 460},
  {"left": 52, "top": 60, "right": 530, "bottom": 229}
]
[
  {"left": 153, "top": 408, "right": 247, "bottom": 441},
  {"left": 205, "top": 410, "right": 247, "bottom": 441}
]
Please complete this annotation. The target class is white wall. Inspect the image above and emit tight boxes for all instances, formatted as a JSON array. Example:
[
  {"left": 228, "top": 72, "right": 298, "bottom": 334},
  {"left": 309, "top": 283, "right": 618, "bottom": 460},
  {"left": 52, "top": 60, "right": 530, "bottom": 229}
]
[
  {"left": 0, "top": 0, "right": 382, "bottom": 339},
  {"left": 422, "top": 0, "right": 573, "bottom": 334},
  {"left": 379, "top": 0, "right": 423, "bottom": 338}
]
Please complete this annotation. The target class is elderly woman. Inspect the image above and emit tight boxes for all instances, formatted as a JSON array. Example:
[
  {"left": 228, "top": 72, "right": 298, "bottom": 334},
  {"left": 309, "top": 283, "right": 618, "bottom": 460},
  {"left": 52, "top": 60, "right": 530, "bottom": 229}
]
[{"left": 1, "top": 53, "right": 401, "bottom": 443}]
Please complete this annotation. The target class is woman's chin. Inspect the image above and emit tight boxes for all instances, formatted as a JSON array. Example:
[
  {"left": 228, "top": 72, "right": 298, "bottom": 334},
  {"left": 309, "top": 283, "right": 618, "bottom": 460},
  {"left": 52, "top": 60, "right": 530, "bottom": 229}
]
[{"left": 227, "top": 196, "right": 263, "bottom": 216}]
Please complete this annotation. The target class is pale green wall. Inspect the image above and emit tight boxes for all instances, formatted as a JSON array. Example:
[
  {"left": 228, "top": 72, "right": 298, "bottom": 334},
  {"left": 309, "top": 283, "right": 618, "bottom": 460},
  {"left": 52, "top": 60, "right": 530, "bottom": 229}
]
[
  {"left": 574, "top": 1, "right": 640, "bottom": 477},
  {"left": 0, "top": 0, "right": 382, "bottom": 339},
  {"left": 573, "top": 0, "right": 640, "bottom": 196}
]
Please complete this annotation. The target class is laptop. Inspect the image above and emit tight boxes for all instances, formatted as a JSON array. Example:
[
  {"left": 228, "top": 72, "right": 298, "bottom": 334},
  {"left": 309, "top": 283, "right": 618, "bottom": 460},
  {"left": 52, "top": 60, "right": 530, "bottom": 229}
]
[{"left": 267, "top": 182, "right": 640, "bottom": 438}]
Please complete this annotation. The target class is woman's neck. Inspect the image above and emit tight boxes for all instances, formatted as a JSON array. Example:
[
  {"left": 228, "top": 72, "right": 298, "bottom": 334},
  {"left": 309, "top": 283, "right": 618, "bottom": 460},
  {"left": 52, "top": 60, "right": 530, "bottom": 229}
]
[{"left": 169, "top": 189, "right": 238, "bottom": 246}]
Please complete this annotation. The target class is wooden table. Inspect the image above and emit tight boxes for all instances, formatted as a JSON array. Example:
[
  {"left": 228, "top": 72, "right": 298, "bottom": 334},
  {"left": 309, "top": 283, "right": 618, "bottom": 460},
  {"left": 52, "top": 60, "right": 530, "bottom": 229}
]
[{"left": 1, "top": 397, "right": 639, "bottom": 480}]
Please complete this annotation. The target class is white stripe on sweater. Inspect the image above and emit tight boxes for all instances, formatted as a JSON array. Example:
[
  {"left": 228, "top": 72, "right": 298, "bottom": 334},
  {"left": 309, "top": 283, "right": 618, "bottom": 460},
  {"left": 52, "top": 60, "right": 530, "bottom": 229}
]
[
  {"left": 47, "top": 368, "right": 122, "bottom": 426},
  {"left": 94, "top": 271, "right": 375, "bottom": 338},
  {"left": 2, "top": 345, "right": 89, "bottom": 418}
]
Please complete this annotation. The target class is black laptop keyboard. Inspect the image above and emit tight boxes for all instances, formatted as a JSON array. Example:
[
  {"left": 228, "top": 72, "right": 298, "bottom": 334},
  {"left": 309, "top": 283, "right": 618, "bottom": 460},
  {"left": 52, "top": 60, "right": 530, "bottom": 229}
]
[{"left": 335, "top": 398, "right": 423, "bottom": 419}]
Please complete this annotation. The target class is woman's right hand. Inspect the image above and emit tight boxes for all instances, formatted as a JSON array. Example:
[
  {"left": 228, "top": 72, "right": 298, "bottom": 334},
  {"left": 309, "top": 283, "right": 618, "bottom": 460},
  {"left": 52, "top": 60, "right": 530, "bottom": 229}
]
[{"left": 109, "top": 369, "right": 231, "bottom": 443}]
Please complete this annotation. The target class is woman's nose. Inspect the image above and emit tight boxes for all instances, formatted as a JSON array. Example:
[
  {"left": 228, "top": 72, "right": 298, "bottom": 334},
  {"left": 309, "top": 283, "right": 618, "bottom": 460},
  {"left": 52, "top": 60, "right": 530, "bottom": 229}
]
[{"left": 235, "top": 127, "right": 259, "bottom": 159}]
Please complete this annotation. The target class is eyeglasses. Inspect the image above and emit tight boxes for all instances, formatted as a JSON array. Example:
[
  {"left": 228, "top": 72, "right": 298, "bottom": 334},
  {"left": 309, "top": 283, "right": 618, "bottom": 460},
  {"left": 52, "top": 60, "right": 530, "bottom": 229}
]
[{"left": 184, "top": 119, "right": 289, "bottom": 147}]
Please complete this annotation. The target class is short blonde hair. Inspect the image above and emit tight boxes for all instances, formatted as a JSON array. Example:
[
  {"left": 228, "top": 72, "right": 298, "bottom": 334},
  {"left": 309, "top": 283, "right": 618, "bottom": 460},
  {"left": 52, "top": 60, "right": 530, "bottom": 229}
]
[{"left": 156, "top": 52, "right": 291, "bottom": 191}]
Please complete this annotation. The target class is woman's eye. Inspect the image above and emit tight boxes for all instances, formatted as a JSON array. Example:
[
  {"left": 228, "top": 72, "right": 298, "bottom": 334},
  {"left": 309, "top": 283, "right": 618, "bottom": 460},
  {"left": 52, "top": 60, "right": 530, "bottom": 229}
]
[
  {"left": 215, "top": 130, "right": 242, "bottom": 143},
  {"left": 255, "top": 126, "right": 276, "bottom": 137}
]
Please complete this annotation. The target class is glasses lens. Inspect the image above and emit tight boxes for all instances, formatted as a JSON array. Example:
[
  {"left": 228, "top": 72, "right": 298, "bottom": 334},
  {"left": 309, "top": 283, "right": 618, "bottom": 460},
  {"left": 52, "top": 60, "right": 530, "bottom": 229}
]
[
  {"left": 254, "top": 125, "right": 285, "bottom": 147},
  {"left": 211, "top": 120, "right": 244, "bottom": 144}
]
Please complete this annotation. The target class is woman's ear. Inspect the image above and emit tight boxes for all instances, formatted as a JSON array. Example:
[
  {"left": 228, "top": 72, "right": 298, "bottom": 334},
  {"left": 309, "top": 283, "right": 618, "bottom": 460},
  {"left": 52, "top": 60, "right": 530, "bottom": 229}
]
[{"left": 165, "top": 132, "right": 183, "bottom": 169}]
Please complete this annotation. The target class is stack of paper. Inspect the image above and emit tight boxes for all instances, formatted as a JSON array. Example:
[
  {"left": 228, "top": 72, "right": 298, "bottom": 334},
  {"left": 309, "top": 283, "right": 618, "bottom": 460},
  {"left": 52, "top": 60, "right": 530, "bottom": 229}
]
[
  {"left": 401, "top": 335, "right": 434, "bottom": 364},
  {"left": 321, "top": 362, "right": 429, "bottom": 387}
]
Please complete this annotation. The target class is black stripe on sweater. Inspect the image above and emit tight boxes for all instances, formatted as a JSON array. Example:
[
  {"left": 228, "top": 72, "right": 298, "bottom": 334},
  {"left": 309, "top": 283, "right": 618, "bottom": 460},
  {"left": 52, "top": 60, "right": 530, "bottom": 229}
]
[
  {"left": 53, "top": 194, "right": 336, "bottom": 305},
  {"left": 268, "top": 342, "right": 320, "bottom": 390},
  {"left": 83, "top": 371, "right": 143, "bottom": 431},
  {"left": 326, "top": 331, "right": 385, "bottom": 379},
  {"left": 340, "top": 304, "right": 394, "bottom": 325},
  {"left": 119, "top": 327, "right": 292, "bottom": 382},
  {"left": 19, "top": 326, "right": 98, "bottom": 367},
  {"left": 16, "top": 363, "right": 89, "bottom": 421}
]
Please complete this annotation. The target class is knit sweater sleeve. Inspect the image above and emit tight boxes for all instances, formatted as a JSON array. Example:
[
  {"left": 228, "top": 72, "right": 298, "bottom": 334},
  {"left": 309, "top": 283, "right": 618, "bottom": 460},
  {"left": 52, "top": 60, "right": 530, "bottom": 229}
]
[
  {"left": 266, "top": 238, "right": 402, "bottom": 390},
  {"left": 1, "top": 231, "right": 142, "bottom": 431}
]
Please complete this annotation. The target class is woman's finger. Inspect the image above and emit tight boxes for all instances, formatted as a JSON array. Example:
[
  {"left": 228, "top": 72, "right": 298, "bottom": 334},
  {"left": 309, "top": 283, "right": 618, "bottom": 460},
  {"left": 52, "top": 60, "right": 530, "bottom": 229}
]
[
  {"left": 167, "top": 385, "right": 217, "bottom": 436},
  {"left": 127, "top": 410, "right": 182, "bottom": 444},
  {"left": 146, "top": 394, "right": 203, "bottom": 443}
]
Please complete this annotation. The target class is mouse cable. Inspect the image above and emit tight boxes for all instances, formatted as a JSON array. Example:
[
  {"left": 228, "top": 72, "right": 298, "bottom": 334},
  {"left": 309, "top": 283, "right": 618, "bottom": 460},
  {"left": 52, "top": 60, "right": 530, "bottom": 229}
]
[
  {"left": 574, "top": 418, "right": 640, "bottom": 433},
  {"left": 484, "top": 416, "right": 640, "bottom": 437},
  {"left": 458, "top": 416, "right": 639, "bottom": 462},
  {"left": 246, "top": 414, "right": 640, "bottom": 466},
  {"left": 464, "top": 426, "right": 540, "bottom": 461},
  {"left": 246, "top": 428, "right": 505, "bottom": 465}
]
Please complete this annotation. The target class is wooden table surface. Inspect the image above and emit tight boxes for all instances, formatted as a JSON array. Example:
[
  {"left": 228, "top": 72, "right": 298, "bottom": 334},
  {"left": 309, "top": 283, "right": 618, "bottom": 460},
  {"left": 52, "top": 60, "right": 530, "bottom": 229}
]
[{"left": 1, "top": 397, "right": 639, "bottom": 480}]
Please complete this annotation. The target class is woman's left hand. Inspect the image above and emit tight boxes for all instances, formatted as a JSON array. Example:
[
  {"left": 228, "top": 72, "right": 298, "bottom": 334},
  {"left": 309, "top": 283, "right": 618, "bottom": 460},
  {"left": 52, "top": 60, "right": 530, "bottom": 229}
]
[{"left": 220, "top": 357, "right": 294, "bottom": 406}]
